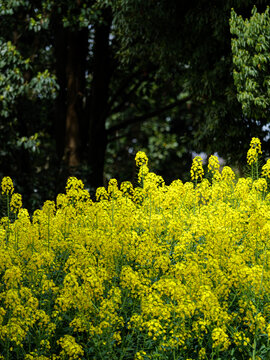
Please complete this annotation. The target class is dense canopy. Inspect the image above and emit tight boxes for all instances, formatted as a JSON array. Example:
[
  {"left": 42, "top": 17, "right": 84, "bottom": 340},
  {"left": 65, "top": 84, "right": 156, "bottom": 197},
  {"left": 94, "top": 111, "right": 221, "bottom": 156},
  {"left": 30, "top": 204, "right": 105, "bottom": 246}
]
[{"left": 0, "top": 0, "right": 269, "bottom": 209}]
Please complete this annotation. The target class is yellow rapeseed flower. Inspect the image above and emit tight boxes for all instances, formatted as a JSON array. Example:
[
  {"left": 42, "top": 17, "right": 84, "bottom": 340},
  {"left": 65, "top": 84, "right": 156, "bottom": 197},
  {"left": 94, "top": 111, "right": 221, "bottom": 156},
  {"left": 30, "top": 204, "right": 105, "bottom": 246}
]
[
  {"left": 252, "top": 178, "right": 267, "bottom": 193},
  {"left": 108, "top": 178, "right": 120, "bottom": 198},
  {"left": 1, "top": 176, "right": 14, "bottom": 195},
  {"left": 10, "top": 193, "right": 22, "bottom": 213},
  {"left": 138, "top": 164, "right": 149, "bottom": 185},
  {"left": 135, "top": 151, "right": 148, "bottom": 167},
  {"left": 120, "top": 181, "right": 134, "bottom": 198},
  {"left": 96, "top": 186, "right": 108, "bottom": 201},
  {"left": 221, "top": 165, "right": 235, "bottom": 184},
  {"left": 58, "top": 335, "right": 84, "bottom": 359},
  {"left": 261, "top": 158, "right": 270, "bottom": 179},
  {"left": 208, "top": 155, "right": 220, "bottom": 174},
  {"left": 0, "top": 139, "right": 270, "bottom": 359},
  {"left": 212, "top": 327, "right": 231, "bottom": 350},
  {"left": 190, "top": 156, "right": 204, "bottom": 181},
  {"left": 247, "top": 137, "right": 262, "bottom": 165}
]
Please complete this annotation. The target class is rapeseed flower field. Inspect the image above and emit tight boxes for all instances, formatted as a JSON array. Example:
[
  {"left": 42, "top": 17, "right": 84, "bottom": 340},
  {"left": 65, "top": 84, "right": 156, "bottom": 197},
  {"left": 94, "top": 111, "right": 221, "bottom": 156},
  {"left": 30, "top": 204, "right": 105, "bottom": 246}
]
[{"left": 1, "top": 138, "right": 270, "bottom": 359}]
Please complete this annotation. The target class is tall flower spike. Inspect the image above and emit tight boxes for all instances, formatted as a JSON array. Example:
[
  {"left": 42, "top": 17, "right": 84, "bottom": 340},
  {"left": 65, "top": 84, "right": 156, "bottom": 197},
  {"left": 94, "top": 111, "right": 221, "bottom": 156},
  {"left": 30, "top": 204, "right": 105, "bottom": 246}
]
[
  {"left": 190, "top": 156, "right": 204, "bottom": 181},
  {"left": 247, "top": 137, "right": 262, "bottom": 165},
  {"left": 208, "top": 155, "right": 220, "bottom": 174},
  {"left": 10, "top": 193, "right": 22, "bottom": 213},
  {"left": 135, "top": 151, "right": 148, "bottom": 167},
  {"left": 1, "top": 177, "right": 14, "bottom": 195},
  {"left": 261, "top": 159, "right": 270, "bottom": 179}
]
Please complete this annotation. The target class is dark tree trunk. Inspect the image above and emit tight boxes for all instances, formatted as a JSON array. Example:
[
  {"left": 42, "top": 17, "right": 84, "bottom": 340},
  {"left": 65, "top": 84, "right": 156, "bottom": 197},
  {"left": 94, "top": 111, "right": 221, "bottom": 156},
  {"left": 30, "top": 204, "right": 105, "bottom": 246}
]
[
  {"left": 64, "top": 28, "right": 88, "bottom": 170},
  {"left": 87, "top": 9, "right": 112, "bottom": 189},
  {"left": 53, "top": 23, "right": 67, "bottom": 161}
]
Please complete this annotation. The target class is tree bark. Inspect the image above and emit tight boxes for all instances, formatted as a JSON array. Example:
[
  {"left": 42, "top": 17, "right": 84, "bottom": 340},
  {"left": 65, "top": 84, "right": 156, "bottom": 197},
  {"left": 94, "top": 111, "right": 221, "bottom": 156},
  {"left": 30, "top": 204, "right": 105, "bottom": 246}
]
[
  {"left": 53, "top": 23, "right": 67, "bottom": 161},
  {"left": 87, "top": 9, "right": 112, "bottom": 189},
  {"left": 64, "top": 28, "right": 88, "bottom": 170}
]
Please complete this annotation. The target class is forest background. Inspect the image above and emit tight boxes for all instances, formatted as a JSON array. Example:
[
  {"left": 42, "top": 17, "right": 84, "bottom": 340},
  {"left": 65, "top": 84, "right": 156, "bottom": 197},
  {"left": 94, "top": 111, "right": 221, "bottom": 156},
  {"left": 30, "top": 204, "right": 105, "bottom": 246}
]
[{"left": 0, "top": 0, "right": 270, "bottom": 211}]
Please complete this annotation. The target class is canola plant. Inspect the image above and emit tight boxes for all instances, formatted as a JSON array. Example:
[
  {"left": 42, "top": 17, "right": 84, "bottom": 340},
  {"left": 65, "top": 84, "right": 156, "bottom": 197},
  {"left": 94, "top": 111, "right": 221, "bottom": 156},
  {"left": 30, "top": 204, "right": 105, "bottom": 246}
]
[{"left": 0, "top": 138, "right": 270, "bottom": 360}]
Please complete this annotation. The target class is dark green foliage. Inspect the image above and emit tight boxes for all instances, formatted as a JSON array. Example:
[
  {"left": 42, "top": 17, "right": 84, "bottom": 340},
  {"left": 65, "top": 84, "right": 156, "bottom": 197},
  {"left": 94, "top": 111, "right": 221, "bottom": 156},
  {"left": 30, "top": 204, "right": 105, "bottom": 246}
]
[
  {"left": 231, "top": 6, "right": 270, "bottom": 120},
  {"left": 0, "top": 0, "right": 270, "bottom": 211}
]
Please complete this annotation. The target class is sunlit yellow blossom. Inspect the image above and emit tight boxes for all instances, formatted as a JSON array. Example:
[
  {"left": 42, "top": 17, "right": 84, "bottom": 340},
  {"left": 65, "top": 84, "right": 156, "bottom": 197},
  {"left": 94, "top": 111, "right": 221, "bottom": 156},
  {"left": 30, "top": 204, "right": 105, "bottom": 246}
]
[
  {"left": 135, "top": 151, "right": 148, "bottom": 167},
  {"left": 212, "top": 327, "right": 231, "bottom": 350},
  {"left": 198, "top": 347, "right": 206, "bottom": 360},
  {"left": 113, "top": 331, "right": 122, "bottom": 344},
  {"left": 42, "top": 200, "right": 56, "bottom": 216},
  {"left": 261, "top": 158, "right": 270, "bottom": 179},
  {"left": 208, "top": 155, "right": 220, "bottom": 174},
  {"left": 108, "top": 178, "right": 119, "bottom": 198},
  {"left": 247, "top": 137, "right": 262, "bottom": 165},
  {"left": 252, "top": 178, "right": 267, "bottom": 193},
  {"left": 120, "top": 181, "right": 134, "bottom": 198},
  {"left": 10, "top": 193, "right": 22, "bottom": 212},
  {"left": 133, "top": 187, "right": 145, "bottom": 204},
  {"left": 18, "top": 207, "right": 30, "bottom": 220},
  {"left": 0, "top": 139, "right": 270, "bottom": 359},
  {"left": 247, "top": 148, "right": 258, "bottom": 165},
  {"left": 3, "top": 266, "right": 22, "bottom": 288},
  {"left": 208, "top": 154, "right": 221, "bottom": 181},
  {"left": 221, "top": 166, "right": 235, "bottom": 183},
  {"left": 233, "top": 331, "right": 250, "bottom": 347},
  {"left": 1, "top": 176, "right": 14, "bottom": 195},
  {"left": 96, "top": 186, "right": 109, "bottom": 201},
  {"left": 65, "top": 176, "right": 91, "bottom": 205},
  {"left": 66, "top": 176, "right": 84, "bottom": 191},
  {"left": 190, "top": 156, "right": 204, "bottom": 181},
  {"left": 58, "top": 335, "right": 84, "bottom": 359},
  {"left": 250, "top": 137, "right": 262, "bottom": 152},
  {"left": 138, "top": 164, "right": 149, "bottom": 185},
  {"left": 56, "top": 193, "right": 68, "bottom": 208},
  {"left": 144, "top": 172, "right": 165, "bottom": 191}
]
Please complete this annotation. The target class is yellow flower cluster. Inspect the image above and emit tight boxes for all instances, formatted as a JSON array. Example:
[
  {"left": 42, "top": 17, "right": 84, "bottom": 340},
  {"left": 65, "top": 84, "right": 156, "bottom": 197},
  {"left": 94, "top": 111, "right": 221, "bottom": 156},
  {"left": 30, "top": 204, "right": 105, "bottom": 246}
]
[
  {"left": 135, "top": 151, "right": 148, "bottom": 167},
  {"left": 120, "top": 181, "right": 134, "bottom": 198},
  {"left": 252, "top": 178, "right": 267, "bottom": 193},
  {"left": 138, "top": 164, "right": 149, "bottom": 185},
  {"left": 107, "top": 178, "right": 120, "bottom": 199},
  {"left": 247, "top": 137, "right": 262, "bottom": 165},
  {"left": 1, "top": 142, "right": 270, "bottom": 359},
  {"left": 1, "top": 176, "right": 14, "bottom": 195},
  {"left": 212, "top": 327, "right": 231, "bottom": 350},
  {"left": 57, "top": 335, "right": 84, "bottom": 359},
  {"left": 233, "top": 331, "right": 250, "bottom": 347},
  {"left": 10, "top": 193, "right": 23, "bottom": 213},
  {"left": 190, "top": 156, "right": 204, "bottom": 181},
  {"left": 208, "top": 154, "right": 220, "bottom": 174},
  {"left": 261, "top": 158, "right": 270, "bottom": 179},
  {"left": 96, "top": 186, "right": 109, "bottom": 201}
]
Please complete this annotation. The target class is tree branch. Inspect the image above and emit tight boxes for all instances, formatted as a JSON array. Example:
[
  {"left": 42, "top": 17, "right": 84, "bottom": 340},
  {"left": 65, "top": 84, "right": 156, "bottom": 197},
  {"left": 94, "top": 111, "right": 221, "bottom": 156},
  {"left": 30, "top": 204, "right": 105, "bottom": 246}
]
[
  {"left": 107, "top": 96, "right": 192, "bottom": 135},
  {"left": 109, "top": 80, "right": 143, "bottom": 115},
  {"left": 107, "top": 69, "right": 142, "bottom": 109}
]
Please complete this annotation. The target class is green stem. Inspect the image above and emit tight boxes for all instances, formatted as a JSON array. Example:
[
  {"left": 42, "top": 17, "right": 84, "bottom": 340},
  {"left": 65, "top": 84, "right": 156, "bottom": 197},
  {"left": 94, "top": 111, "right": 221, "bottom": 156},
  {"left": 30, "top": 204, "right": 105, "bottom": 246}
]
[
  {"left": 47, "top": 213, "right": 50, "bottom": 250},
  {"left": 256, "top": 159, "right": 259, "bottom": 180},
  {"left": 111, "top": 198, "right": 114, "bottom": 227},
  {"left": 6, "top": 194, "right": 10, "bottom": 245},
  {"left": 149, "top": 193, "right": 152, "bottom": 229},
  {"left": 252, "top": 247, "right": 267, "bottom": 360}
]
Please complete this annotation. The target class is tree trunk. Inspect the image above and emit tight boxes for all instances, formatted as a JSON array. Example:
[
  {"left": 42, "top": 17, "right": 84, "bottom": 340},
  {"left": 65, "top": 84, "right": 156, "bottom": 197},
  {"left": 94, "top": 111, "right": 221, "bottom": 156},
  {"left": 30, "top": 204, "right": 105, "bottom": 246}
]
[
  {"left": 53, "top": 23, "right": 67, "bottom": 161},
  {"left": 64, "top": 29, "right": 88, "bottom": 171},
  {"left": 87, "top": 9, "right": 112, "bottom": 189}
]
